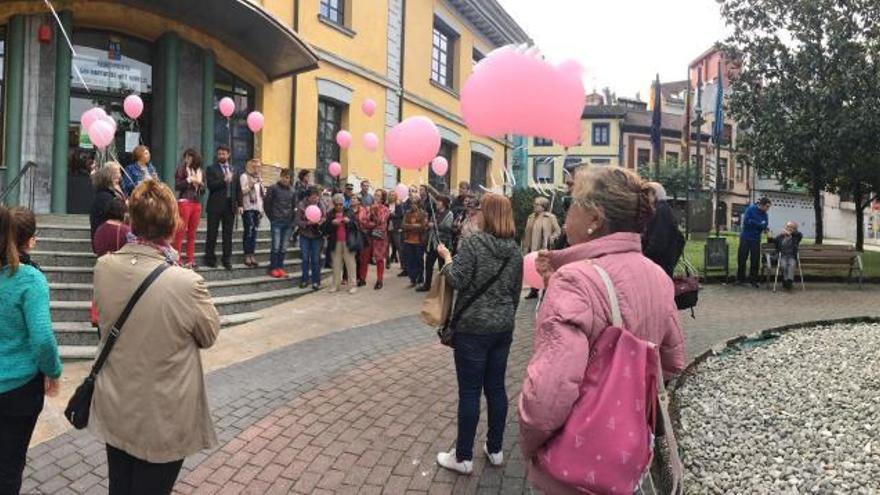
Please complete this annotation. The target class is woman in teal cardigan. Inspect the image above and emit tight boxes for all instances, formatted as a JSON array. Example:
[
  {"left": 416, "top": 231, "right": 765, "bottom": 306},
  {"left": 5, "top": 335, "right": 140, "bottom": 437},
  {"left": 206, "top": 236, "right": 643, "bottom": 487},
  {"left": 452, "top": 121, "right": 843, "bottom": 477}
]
[{"left": 0, "top": 206, "right": 62, "bottom": 494}]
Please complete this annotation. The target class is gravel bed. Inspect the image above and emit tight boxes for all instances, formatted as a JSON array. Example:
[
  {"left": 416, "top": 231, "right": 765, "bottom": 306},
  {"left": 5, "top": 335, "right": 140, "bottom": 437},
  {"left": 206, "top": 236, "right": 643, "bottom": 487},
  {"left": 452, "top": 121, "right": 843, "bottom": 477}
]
[{"left": 675, "top": 322, "right": 880, "bottom": 494}]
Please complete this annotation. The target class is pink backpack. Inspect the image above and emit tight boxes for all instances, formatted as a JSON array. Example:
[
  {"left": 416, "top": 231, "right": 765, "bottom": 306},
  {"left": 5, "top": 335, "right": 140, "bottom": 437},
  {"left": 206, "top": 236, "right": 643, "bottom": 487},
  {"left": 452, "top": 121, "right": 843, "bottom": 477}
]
[{"left": 536, "top": 263, "right": 665, "bottom": 494}]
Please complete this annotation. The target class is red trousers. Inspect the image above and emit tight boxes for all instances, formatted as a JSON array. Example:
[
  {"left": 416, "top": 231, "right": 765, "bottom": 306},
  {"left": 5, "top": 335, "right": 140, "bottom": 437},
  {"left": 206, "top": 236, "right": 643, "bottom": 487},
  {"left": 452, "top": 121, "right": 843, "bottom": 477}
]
[
  {"left": 357, "top": 244, "right": 386, "bottom": 283},
  {"left": 173, "top": 201, "right": 201, "bottom": 265}
]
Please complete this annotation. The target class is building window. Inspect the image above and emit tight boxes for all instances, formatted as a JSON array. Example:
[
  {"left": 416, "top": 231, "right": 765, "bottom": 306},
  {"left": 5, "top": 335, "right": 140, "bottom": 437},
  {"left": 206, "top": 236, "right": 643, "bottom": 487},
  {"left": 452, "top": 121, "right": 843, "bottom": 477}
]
[
  {"left": 592, "top": 123, "right": 610, "bottom": 146},
  {"left": 533, "top": 137, "right": 553, "bottom": 147},
  {"left": 319, "top": 0, "right": 345, "bottom": 26},
  {"left": 718, "top": 157, "right": 728, "bottom": 188},
  {"left": 472, "top": 48, "right": 484, "bottom": 66},
  {"left": 723, "top": 123, "right": 733, "bottom": 146},
  {"left": 316, "top": 98, "right": 345, "bottom": 186},
  {"left": 736, "top": 160, "right": 744, "bottom": 182},
  {"left": 214, "top": 67, "right": 255, "bottom": 171},
  {"left": 636, "top": 149, "right": 651, "bottom": 167},
  {"left": 533, "top": 156, "right": 554, "bottom": 184},
  {"left": 430, "top": 140, "right": 455, "bottom": 193},
  {"left": 470, "top": 152, "right": 489, "bottom": 189},
  {"left": 431, "top": 19, "right": 457, "bottom": 89}
]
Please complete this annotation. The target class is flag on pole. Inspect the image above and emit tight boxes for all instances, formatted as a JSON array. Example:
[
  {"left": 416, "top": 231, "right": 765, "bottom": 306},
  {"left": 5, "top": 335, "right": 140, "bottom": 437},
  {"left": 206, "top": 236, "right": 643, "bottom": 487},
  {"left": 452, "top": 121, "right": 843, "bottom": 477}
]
[
  {"left": 650, "top": 74, "right": 662, "bottom": 167},
  {"left": 711, "top": 61, "right": 724, "bottom": 145}
]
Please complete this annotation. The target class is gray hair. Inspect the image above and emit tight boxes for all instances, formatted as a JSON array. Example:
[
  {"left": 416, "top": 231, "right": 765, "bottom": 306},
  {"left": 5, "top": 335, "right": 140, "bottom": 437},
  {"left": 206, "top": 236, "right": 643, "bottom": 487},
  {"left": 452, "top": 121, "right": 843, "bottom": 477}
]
[
  {"left": 91, "top": 161, "right": 122, "bottom": 190},
  {"left": 332, "top": 193, "right": 345, "bottom": 204},
  {"left": 647, "top": 182, "right": 668, "bottom": 201}
]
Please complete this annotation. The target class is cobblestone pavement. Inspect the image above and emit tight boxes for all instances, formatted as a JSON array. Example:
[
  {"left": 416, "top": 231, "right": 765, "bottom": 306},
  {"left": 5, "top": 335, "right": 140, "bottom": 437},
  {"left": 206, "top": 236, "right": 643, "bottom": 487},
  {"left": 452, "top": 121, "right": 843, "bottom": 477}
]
[{"left": 22, "top": 284, "right": 880, "bottom": 494}]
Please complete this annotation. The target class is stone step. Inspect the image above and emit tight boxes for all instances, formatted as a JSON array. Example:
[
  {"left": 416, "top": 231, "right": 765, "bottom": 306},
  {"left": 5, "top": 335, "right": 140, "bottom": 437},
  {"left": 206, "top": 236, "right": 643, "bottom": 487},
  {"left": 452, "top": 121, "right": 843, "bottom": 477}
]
[
  {"left": 50, "top": 274, "right": 303, "bottom": 301},
  {"left": 49, "top": 269, "right": 331, "bottom": 322},
  {"left": 54, "top": 312, "right": 264, "bottom": 354},
  {"left": 31, "top": 246, "right": 302, "bottom": 268},
  {"left": 38, "top": 236, "right": 293, "bottom": 253},
  {"left": 38, "top": 223, "right": 272, "bottom": 240},
  {"left": 40, "top": 256, "right": 316, "bottom": 284}
]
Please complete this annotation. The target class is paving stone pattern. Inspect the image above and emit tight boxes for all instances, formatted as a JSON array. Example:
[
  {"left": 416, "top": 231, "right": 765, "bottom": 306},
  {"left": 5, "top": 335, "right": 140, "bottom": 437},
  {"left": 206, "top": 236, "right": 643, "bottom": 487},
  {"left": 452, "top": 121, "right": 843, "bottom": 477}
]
[{"left": 22, "top": 285, "right": 880, "bottom": 494}]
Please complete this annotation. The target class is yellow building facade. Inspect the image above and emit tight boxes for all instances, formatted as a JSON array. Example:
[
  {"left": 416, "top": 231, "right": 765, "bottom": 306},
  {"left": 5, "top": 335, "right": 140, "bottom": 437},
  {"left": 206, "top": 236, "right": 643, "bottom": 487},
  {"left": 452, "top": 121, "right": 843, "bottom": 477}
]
[{"left": 0, "top": 0, "right": 528, "bottom": 213}]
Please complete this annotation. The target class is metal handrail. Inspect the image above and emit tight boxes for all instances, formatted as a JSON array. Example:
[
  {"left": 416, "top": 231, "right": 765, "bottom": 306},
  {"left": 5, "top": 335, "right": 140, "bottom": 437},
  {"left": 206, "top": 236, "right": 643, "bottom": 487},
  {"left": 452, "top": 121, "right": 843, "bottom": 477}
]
[{"left": 0, "top": 161, "right": 37, "bottom": 205}]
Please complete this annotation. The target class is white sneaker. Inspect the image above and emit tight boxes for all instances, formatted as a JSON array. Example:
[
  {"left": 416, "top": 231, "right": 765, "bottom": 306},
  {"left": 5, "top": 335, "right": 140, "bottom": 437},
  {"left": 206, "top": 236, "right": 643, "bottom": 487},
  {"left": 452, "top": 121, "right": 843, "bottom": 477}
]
[
  {"left": 483, "top": 444, "right": 503, "bottom": 466},
  {"left": 348, "top": 287, "right": 357, "bottom": 294},
  {"left": 328, "top": 287, "right": 338, "bottom": 293},
  {"left": 436, "top": 449, "right": 473, "bottom": 475}
]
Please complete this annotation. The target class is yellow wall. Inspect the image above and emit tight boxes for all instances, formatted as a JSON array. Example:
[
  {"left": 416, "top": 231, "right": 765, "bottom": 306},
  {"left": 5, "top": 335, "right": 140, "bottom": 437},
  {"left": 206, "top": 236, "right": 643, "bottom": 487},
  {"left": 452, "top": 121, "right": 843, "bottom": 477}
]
[{"left": 526, "top": 118, "right": 623, "bottom": 188}]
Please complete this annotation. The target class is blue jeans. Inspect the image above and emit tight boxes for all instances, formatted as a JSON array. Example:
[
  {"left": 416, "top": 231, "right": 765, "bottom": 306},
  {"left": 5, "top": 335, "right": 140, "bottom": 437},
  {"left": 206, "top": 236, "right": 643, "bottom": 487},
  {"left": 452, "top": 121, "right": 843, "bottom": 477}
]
[
  {"left": 454, "top": 331, "right": 513, "bottom": 462},
  {"left": 402, "top": 243, "right": 424, "bottom": 284},
  {"left": 242, "top": 210, "right": 261, "bottom": 255},
  {"left": 269, "top": 221, "right": 291, "bottom": 270},
  {"left": 300, "top": 236, "right": 323, "bottom": 285}
]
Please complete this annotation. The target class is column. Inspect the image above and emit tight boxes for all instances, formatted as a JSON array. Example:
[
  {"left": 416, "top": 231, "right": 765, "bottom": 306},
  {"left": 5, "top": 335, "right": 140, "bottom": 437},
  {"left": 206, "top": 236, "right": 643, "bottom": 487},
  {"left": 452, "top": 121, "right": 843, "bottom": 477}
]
[
  {"left": 50, "top": 11, "right": 72, "bottom": 213},
  {"left": 2, "top": 16, "right": 25, "bottom": 205},
  {"left": 201, "top": 50, "right": 215, "bottom": 168},
  {"left": 157, "top": 32, "right": 179, "bottom": 183}
]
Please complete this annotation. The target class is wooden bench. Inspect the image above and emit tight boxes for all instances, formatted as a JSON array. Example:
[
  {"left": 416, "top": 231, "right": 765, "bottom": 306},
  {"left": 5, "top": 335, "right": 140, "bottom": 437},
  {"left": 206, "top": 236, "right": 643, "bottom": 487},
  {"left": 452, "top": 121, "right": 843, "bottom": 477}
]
[{"left": 762, "top": 243, "right": 863, "bottom": 290}]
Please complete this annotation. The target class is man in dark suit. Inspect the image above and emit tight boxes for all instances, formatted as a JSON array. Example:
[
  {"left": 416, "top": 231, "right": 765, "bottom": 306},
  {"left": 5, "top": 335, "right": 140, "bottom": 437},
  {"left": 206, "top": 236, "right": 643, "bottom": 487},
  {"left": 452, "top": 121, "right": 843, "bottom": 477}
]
[{"left": 205, "top": 145, "right": 241, "bottom": 270}]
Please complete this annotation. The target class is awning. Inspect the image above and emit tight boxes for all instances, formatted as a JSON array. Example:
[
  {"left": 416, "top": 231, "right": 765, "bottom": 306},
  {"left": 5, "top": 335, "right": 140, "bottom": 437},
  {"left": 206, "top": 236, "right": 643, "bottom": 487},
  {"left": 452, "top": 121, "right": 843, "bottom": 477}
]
[{"left": 118, "top": 0, "right": 319, "bottom": 80}]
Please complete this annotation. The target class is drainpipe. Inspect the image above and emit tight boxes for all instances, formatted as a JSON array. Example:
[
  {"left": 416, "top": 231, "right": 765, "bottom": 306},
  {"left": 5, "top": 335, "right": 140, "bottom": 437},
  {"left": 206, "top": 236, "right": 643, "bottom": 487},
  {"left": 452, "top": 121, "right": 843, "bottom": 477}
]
[
  {"left": 50, "top": 11, "right": 73, "bottom": 213},
  {"left": 2, "top": 16, "right": 25, "bottom": 206},
  {"left": 396, "top": 0, "right": 407, "bottom": 184},
  {"left": 289, "top": 0, "right": 299, "bottom": 170}
]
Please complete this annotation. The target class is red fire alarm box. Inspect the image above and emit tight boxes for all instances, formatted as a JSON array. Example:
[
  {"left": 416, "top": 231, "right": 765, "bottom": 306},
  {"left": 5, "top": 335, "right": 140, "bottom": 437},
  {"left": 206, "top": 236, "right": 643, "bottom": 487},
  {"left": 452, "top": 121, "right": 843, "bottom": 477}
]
[{"left": 38, "top": 23, "right": 52, "bottom": 44}]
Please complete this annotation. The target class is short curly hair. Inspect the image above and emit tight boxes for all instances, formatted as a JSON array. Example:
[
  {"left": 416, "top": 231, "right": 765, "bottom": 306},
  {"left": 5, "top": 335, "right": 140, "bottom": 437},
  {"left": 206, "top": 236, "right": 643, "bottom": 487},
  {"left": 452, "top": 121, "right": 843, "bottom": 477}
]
[{"left": 128, "top": 180, "right": 180, "bottom": 242}]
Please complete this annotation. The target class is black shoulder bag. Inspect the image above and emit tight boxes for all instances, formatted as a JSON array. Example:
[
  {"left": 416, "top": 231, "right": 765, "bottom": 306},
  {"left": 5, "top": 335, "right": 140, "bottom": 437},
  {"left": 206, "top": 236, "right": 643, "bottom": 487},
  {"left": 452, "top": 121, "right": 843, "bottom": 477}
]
[
  {"left": 438, "top": 255, "right": 511, "bottom": 348},
  {"left": 64, "top": 263, "right": 169, "bottom": 429}
]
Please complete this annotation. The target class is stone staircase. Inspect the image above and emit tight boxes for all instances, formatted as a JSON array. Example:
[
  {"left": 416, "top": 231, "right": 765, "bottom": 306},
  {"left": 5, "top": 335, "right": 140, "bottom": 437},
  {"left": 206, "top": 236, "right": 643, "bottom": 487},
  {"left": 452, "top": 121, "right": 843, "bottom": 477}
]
[{"left": 35, "top": 215, "right": 328, "bottom": 359}]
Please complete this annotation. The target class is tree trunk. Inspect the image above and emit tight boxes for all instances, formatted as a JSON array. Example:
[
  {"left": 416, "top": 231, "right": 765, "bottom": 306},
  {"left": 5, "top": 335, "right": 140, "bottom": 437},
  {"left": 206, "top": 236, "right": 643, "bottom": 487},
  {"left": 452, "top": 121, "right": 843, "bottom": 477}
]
[
  {"left": 853, "top": 184, "right": 864, "bottom": 252},
  {"left": 811, "top": 181, "right": 824, "bottom": 244}
]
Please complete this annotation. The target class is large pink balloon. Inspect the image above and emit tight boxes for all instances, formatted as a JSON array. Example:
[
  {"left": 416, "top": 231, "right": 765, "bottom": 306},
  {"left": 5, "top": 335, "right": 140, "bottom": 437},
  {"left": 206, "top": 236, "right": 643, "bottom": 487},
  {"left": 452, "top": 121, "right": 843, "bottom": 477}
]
[
  {"left": 522, "top": 252, "right": 545, "bottom": 290},
  {"left": 80, "top": 107, "right": 106, "bottom": 130},
  {"left": 218, "top": 97, "right": 235, "bottom": 118},
  {"left": 384, "top": 116, "right": 441, "bottom": 170},
  {"left": 363, "top": 132, "right": 379, "bottom": 152},
  {"left": 123, "top": 94, "right": 144, "bottom": 119},
  {"left": 88, "top": 120, "right": 116, "bottom": 149},
  {"left": 362, "top": 98, "right": 377, "bottom": 117},
  {"left": 461, "top": 45, "right": 585, "bottom": 146},
  {"left": 394, "top": 183, "right": 409, "bottom": 202},
  {"left": 247, "top": 111, "right": 264, "bottom": 133},
  {"left": 328, "top": 161, "right": 342, "bottom": 178},
  {"left": 305, "top": 204, "right": 322, "bottom": 223},
  {"left": 336, "top": 130, "right": 352, "bottom": 150},
  {"left": 100, "top": 114, "right": 117, "bottom": 135},
  {"left": 431, "top": 156, "right": 449, "bottom": 176}
]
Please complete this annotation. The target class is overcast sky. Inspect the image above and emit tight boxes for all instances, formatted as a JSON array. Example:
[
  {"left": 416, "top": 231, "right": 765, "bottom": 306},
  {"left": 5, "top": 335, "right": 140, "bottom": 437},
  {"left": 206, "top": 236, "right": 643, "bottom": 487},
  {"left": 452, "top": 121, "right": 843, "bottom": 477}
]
[{"left": 497, "top": 0, "right": 729, "bottom": 99}]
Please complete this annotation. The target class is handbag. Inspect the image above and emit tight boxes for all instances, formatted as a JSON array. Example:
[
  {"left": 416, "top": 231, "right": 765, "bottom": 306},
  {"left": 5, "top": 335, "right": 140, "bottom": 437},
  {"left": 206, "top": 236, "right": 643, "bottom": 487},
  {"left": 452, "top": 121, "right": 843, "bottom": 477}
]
[
  {"left": 537, "top": 263, "right": 683, "bottom": 494},
  {"left": 370, "top": 229, "right": 386, "bottom": 240},
  {"left": 436, "top": 255, "right": 511, "bottom": 347},
  {"left": 420, "top": 270, "right": 454, "bottom": 328},
  {"left": 64, "top": 263, "right": 169, "bottom": 429},
  {"left": 673, "top": 258, "right": 699, "bottom": 316}
]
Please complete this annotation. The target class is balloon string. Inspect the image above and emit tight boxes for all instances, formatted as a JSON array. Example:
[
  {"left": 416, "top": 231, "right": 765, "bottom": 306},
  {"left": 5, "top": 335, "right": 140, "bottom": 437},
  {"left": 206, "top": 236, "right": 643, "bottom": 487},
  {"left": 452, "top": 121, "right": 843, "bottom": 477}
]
[{"left": 44, "top": 0, "right": 90, "bottom": 92}]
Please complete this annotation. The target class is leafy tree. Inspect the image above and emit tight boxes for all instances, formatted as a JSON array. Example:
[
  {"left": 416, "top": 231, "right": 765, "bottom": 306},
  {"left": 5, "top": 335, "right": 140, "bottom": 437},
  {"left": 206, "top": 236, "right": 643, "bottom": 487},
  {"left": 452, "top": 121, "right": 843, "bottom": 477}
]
[{"left": 638, "top": 158, "right": 701, "bottom": 202}]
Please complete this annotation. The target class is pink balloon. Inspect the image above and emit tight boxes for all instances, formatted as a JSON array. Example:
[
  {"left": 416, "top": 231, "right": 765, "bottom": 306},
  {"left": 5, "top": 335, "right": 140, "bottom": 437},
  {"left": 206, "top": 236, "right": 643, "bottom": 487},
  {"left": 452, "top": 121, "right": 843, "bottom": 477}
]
[
  {"left": 522, "top": 252, "right": 545, "bottom": 290},
  {"left": 305, "top": 204, "right": 322, "bottom": 223},
  {"left": 461, "top": 45, "right": 585, "bottom": 146},
  {"left": 218, "top": 97, "right": 235, "bottom": 118},
  {"left": 384, "top": 116, "right": 441, "bottom": 170},
  {"left": 394, "top": 184, "right": 409, "bottom": 202},
  {"left": 100, "top": 114, "right": 117, "bottom": 135},
  {"left": 123, "top": 94, "right": 144, "bottom": 119},
  {"left": 431, "top": 156, "right": 449, "bottom": 176},
  {"left": 363, "top": 132, "right": 379, "bottom": 152},
  {"left": 247, "top": 111, "right": 264, "bottom": 133},
  {"left": 328, "top": 161, "right": 342, "bottom": 178},
  {"left": 80, "top": 107, "right": 106, "bottom": 130},
  {"left": 336, "top": 130, "right": 352, "bottom": 150},
  {"left": 88, "top": 120, "right": 116, "bottom": 149},
  {"left": 362, "top": 98, "right": 377, "bottom": 117}
]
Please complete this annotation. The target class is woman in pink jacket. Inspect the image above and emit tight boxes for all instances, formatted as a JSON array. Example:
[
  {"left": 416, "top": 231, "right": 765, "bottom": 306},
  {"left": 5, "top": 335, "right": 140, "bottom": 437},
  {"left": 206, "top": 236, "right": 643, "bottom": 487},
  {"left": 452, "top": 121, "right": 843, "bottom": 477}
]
[{"left": 518, "top": 166, "right": 685, "bottom": 494}]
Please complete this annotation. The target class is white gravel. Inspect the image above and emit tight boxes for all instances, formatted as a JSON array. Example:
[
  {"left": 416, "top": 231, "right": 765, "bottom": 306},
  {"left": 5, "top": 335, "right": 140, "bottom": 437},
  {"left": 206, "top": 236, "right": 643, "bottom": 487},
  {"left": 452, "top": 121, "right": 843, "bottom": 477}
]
[{"left": 675, "top": 322, "right": 880, "bottom": 494}]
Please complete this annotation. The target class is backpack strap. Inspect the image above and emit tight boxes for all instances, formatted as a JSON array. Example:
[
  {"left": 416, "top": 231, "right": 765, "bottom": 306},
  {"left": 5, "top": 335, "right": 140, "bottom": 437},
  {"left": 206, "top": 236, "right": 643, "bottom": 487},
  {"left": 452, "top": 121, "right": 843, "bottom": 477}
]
[{"left": 591, "top": 263, "right": 622, "bottom": 327}]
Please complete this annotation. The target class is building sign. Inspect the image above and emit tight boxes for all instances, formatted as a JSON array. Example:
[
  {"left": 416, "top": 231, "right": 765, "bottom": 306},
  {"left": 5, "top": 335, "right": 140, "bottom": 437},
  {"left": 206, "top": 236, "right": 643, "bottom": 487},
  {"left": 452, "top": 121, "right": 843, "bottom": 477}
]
[{"left": 73, "top": 54, "right": 148, "bottom": 94}]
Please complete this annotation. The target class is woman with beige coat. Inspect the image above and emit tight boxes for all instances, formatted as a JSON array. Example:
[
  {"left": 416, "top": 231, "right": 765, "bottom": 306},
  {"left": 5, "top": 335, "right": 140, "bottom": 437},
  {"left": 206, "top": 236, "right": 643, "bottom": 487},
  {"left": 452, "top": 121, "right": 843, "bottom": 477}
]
[
  {"left": 522, "top": 196, "right": 560, "bottom": 298},
  {"left": 90, "top": 180, "right": 220, "bottom": 494}
]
